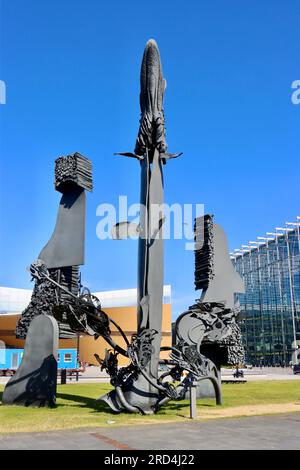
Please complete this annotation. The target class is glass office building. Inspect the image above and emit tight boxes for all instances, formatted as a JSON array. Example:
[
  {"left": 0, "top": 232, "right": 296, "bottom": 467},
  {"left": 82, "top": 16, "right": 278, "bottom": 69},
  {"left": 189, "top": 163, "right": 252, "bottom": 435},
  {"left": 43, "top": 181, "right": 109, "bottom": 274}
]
[{"left": 232, "top": 220, "right": 300, "bottom": 366}]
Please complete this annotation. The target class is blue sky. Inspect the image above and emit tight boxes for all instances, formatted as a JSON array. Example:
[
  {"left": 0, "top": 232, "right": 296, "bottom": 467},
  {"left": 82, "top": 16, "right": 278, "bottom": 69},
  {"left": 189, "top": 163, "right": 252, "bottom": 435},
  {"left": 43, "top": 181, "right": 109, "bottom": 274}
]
[{"left": 0, "top": 0, "right": 299, "bottom": 319}]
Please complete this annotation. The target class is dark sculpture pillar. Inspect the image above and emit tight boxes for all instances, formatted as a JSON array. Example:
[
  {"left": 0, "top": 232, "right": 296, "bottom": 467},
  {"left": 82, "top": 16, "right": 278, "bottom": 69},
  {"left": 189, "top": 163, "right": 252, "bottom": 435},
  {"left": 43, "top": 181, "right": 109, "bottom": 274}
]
[
  {"left": 6, "top": 153, "right": 93, "bottom": 408},
  {"left": 2, "top": 315, "right": 58, "bottom": 407},
  {"left": 16, "top": 153, "right": 93, "bottom": 340},
  {"left": 101, "top": 39, "right": 181, "bottom": 414}
]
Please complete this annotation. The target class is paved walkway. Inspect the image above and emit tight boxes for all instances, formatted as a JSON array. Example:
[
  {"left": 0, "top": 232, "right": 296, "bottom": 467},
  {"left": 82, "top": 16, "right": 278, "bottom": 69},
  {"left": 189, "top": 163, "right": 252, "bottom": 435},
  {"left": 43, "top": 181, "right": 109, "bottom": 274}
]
[{"left": 0, "top": 413, "right": 299, "bottom": 450}]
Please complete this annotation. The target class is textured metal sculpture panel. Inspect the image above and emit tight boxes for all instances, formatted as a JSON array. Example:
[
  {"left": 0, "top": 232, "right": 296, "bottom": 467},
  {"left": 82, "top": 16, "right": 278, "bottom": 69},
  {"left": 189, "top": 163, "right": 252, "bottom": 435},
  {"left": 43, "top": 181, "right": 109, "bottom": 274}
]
[{"left": 54, "top": 152, "right": 93, "bottom": 193}]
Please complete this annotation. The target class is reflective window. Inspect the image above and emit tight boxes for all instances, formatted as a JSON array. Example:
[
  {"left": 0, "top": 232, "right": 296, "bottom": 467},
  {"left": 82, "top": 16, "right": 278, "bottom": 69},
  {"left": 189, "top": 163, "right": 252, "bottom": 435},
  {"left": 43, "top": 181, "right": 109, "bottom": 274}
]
[{"left": 234, "top": 229, "right": 300, "bottom": 365}]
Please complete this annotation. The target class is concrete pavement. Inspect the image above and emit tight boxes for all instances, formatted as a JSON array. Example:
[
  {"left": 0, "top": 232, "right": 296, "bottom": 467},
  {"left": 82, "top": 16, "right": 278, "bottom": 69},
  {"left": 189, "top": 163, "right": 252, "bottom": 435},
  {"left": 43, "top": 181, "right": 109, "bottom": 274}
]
[{"left": 0, "top": 413, "right": 299, "bottom": 450}]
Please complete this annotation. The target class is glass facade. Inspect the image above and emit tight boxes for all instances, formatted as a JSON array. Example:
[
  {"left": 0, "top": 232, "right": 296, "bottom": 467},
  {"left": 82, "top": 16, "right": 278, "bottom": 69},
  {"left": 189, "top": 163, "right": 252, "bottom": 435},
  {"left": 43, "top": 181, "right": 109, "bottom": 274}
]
[{"left": 233, "top": 226, "right": 300, "bottom": 366}]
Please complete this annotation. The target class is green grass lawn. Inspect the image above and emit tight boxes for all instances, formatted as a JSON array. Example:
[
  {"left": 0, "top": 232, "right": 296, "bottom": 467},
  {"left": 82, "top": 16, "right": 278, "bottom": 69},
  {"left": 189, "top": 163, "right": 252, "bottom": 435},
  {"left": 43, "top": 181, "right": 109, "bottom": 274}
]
[{"left": 0, "top": 380, "right": 300, "bottom": 434}]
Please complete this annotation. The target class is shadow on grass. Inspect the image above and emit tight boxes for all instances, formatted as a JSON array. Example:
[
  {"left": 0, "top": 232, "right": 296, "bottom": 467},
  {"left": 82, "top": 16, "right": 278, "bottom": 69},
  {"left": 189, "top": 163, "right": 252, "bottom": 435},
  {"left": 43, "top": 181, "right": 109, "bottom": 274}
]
[
  {"left": 56, "top": 392, "right": 216, "bottom": 417},
  {"left": 56, "top": 393, "right": 178, "bottom": 414},
  {"left": 1, "top": 389, "right": 216, "bottom": 417},
  {"left": 0, "top": 390, "right": 114, "bottom": 414},
  {"left": 56, "top": 392, "right": 113, "bottom": 413}
]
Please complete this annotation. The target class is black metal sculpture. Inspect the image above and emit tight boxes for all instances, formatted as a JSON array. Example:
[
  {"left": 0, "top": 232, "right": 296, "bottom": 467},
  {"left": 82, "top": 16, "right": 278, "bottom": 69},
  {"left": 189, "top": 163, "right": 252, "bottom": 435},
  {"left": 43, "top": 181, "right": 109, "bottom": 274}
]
[{"left": 4, "top": 40, "right": 245, "bottom": 415}]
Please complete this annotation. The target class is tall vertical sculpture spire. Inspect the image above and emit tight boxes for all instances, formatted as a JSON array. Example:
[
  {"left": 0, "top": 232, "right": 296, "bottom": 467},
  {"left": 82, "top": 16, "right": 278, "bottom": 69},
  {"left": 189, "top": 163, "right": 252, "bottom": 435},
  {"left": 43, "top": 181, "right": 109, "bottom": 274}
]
[
  {"left": 104, "top": 39, "right": 181, "bottom": 413},
  {"left": 135, "top": 39, "right": 167, "bottom": 406}
]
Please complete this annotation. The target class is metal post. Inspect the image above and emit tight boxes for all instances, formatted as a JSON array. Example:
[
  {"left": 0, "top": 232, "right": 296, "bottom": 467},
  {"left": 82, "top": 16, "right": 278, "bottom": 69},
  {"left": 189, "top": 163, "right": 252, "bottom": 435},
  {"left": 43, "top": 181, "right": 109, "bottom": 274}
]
[
  {"left": 76, "top": 334, "right": 80, "bottom": 382},
  {"left": 61, "top": 368, "right": 67, "bottom": 385},
  {"left": 189, "top": 377, "right": 197, "bottom": 419}
]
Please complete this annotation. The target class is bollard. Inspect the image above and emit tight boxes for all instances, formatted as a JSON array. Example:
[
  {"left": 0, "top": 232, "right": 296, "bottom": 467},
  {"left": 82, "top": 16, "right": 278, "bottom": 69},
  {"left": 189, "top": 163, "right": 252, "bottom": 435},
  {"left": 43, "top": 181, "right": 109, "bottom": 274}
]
[
  {"left": 189, "top": 379, "right": 198, "bottom": 419},
  {"left": 61, "top": 369, "right": 67, "bottom": 385}
]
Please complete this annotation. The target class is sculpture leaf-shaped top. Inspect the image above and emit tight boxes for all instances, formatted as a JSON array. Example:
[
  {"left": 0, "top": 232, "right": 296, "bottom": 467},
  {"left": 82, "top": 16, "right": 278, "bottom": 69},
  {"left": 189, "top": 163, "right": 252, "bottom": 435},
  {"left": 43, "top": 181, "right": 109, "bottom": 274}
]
[{"left": 135, "top": 39, "right": 167, "bottom": 157}]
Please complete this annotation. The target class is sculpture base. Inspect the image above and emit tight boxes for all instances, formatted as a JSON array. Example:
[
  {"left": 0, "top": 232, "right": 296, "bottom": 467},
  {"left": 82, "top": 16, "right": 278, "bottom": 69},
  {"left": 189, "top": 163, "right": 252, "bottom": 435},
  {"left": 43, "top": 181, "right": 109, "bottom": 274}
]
[
  {"left": 99, "top": 375, "right": 159, "bottom": 415},
  {"left": 2, "top": 314, "right": 58, "bottom": 407}
]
